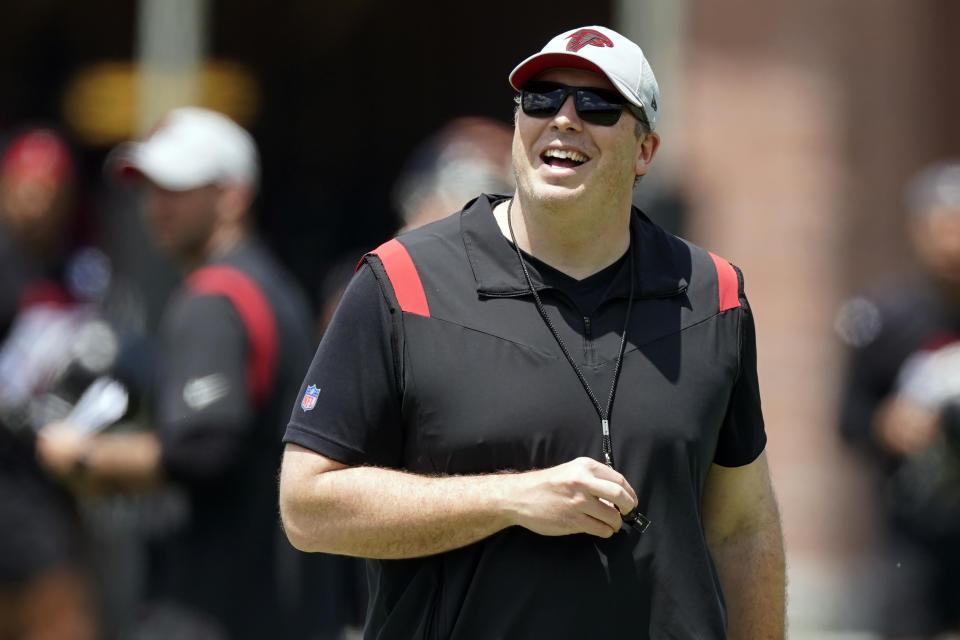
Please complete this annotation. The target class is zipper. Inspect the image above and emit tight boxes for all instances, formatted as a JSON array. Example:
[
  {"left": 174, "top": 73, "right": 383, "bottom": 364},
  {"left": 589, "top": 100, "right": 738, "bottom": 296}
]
[{"left": 583, "top": 316, "right": 594, "bottom": 364}]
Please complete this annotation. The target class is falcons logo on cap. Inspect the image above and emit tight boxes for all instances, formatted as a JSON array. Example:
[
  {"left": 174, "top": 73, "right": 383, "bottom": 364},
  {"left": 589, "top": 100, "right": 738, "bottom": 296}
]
[{"left": 566, "top": 29, "right": 614, "bottom": 52}]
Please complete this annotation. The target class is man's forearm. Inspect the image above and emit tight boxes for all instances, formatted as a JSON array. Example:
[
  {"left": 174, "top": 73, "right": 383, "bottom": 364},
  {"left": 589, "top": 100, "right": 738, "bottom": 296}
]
[
  {"left": 83, "top": 432, "right": 163, "bottom": 487},
  {"left": 37, "top": 424, "right": 163, "bottom": 490},
  {"left": 709, "top": 522, "right": 786, "bottom": 639},
  {"left": 281, "top": 464, "right": 516, "bottom": 559}
]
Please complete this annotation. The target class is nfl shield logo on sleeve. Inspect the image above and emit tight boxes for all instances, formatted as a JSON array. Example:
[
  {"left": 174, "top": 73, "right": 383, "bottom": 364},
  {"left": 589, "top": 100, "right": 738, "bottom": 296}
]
[{"left": 301, "top": 385, "right": 320, "bottom": 411}]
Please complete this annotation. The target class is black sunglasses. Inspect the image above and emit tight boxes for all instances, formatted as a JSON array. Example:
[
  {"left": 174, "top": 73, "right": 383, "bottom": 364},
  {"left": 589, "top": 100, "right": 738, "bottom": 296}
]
[{"left": 520, "top": 81, "right": 648, "bottom": 128}]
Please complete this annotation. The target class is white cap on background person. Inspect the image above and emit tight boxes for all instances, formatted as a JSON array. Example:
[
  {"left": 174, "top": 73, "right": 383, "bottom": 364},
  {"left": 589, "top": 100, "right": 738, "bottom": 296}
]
[
  {"left": 109, "top": 107, "right": 259, "bottom": 191},
  {"left": 906, "top": 160, "right": 960, "bottom": 216},
  {"left": 508, "top": 25, "right": 660, "bottom": 130}
]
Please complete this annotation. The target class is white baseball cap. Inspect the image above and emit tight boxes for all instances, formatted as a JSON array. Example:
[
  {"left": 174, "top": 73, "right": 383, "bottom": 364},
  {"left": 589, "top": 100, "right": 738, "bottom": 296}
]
[
  {"left": 509, "top": 26, "right": 660, "bottom": 130},
  {"left": 906, "top": 160, "right": 960, "bottom": 214},
  {"left": 109, "top": 107, "right": 259, "bottom": 191}
]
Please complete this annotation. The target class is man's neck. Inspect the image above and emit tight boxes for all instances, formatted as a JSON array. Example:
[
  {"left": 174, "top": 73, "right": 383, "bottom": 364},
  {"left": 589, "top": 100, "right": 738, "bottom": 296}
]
[
  {"left": 931, "top": 276, "right": 960, "bottom": 313},
  {"left": 493, "top": 193, "right": 633, "bottom": 280},
  {"left": 183, "top": 225, "right": 247, "bottom": 273}
]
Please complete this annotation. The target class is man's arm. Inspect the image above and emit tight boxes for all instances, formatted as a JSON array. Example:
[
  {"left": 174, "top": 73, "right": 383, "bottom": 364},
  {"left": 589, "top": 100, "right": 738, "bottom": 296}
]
[
  {"left": 36, "top": 423, "right": 163, "bottom": 489},
  {"left": 278, "top": 443, "right": 638, "bottom": 559},
  {"left": 701, "top": 451, "right": 785, "bottom": 639},
  {"left": 38, "top": 293, "right": 254, "bottom": 490}
]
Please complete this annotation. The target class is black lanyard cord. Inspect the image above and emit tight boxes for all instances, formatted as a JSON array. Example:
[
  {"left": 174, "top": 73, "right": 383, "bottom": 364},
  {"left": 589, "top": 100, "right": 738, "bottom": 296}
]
[
  {"left": 506, "top": 199, "right": 650, "bottom": 533},
  {"left": 506, "top": 198, "right": 634, "bottom": 467}
]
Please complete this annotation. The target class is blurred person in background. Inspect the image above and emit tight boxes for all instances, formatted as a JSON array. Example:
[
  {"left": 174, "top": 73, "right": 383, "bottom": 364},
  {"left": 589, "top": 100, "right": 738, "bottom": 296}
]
[
  {"left": 838, "top": 160, "right": 960, "bottom": 638},
  {"left": 391, "top": 116, "right": 514, "bottom": 233},
  {"left": 0, "top": 127, "right": 81, "bottom": 334},
  {"left": 35, "top": 107, "right": 315, "bottom": 640},
  {"left": 316, "top": 116, "right": 514, "bottom": 338},
  {"left": 0, "top": 127, "right": 97, "bottom": 640}
]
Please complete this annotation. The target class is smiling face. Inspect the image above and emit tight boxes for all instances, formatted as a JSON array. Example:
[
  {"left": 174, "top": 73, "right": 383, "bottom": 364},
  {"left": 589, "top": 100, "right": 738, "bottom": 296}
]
[{"left": 512, "top": 68, "right": 656, "bottom": 211}]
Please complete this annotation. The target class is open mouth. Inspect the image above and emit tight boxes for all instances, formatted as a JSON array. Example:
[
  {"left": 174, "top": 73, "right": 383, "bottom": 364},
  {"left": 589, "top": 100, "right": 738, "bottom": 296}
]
[{"left": 541, "top": 148, "right": 589, "bottom": 169}]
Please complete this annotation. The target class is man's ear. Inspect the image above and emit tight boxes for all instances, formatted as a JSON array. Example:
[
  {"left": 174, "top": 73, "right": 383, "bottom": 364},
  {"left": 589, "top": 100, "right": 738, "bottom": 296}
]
[{"left": 635, "top": 132, "right": 661, "bottom": 177}]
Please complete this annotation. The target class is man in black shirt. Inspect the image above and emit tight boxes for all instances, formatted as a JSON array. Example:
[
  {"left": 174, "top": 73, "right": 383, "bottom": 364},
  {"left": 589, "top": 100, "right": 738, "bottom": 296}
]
[
  {"left": 281, "top": 26, "right": 785, "bottom": 638},
  {"left": 838, "top": 161, "right": 960, "bottom": 637},
  {"left": 37, "top": 108, "right": 314, "bottom": 639}
]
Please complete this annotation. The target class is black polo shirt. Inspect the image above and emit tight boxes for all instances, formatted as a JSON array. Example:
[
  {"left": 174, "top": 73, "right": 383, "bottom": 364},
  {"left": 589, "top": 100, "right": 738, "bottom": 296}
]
[{"left": 284, "top": 195, "right": 766, "bottom": 639}]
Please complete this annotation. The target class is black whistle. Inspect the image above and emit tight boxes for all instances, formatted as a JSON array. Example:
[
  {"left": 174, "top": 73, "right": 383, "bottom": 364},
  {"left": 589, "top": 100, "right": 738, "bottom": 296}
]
[{"left": 622, "top": 507, "right": 651, "bottom": 533}]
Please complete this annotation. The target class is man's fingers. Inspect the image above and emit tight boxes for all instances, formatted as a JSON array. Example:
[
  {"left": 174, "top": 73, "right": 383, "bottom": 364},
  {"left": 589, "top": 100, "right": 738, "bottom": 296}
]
[
  {"left": 583, "top": 477, "right": 637, "bottom": 516},
  {"left": 573, "top": 512, "right": 619, "bottom": 538},
  {"left": 580, "top": 495, "right": 625, "bottom": 533},
  {"left": 571, "top": 457, "right": 638, "bottom": 504}
]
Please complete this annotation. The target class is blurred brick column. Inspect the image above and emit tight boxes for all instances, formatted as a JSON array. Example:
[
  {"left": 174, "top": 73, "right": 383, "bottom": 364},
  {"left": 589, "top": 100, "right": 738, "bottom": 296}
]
[{"left": 684, "top": 50, "right": 866, "bottom": 628}]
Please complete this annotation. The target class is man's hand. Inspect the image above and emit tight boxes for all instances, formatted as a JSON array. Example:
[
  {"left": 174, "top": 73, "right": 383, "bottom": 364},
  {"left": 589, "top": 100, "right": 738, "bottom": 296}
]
[
  {"left": 36, "top": 421, "right": 88, "bottom": 478},
  {"left": 874, "top": 395, "right": 940, "bottom": 456},
  {"left": 508, "top": 457, "right": 638, "bottom": 538}
]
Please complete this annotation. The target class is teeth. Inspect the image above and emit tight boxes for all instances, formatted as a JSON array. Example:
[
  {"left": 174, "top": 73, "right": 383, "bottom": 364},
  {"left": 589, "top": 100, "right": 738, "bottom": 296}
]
[{"left": 543, "top": 148, "right": 588, "bottom": 163}]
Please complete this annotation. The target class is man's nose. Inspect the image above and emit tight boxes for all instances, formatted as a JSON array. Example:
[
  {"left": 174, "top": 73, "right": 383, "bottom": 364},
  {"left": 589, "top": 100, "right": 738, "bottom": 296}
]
[{"left": 550, "top": 95, "right": 582, "bottom": 131}]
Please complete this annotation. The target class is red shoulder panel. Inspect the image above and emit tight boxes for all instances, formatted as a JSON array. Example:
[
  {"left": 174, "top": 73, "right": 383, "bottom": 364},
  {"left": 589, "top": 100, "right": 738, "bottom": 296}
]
[
  {"left": 187, "top": 265, "right": 278, "bottom": 406},
  {"left": 367, "top": 238, "right": 431, "bottom": 317},
  {"left": 708, "top": 252, "right": 741, "bottom": 312}
]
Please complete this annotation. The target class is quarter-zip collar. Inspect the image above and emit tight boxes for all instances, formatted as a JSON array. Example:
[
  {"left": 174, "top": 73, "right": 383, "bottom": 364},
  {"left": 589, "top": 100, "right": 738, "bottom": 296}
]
[{"left": 461, "top": 194, "right": 689, "bottom": 300}]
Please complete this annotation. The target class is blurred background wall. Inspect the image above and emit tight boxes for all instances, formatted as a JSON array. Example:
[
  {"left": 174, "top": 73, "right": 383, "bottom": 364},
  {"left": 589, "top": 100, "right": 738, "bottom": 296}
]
[{"left": 1, "top": 0, "right": 958, "bottom": 636}]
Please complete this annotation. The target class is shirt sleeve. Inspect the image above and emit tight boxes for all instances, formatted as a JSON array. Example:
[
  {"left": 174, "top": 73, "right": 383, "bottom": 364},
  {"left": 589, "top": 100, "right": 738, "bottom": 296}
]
[
  {"left": 154, "top": 291, "right": 254, "bottom": 483},
  {"left": 713, "top": 287, "right": 768, "bottom": 467},
  {"left": 283, "top": 264, "right": 403, "bottom": 467},
  {"left": 838, "top": 338, "right": 888, "bottom": 449}
]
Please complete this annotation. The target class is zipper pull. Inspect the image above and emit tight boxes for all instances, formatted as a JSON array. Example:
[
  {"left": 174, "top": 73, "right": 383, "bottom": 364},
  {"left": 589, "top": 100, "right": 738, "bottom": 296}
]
[
  {"left": 602, "top": 421, "right": 612, "bottom": 466},
  {"left": 623, "top": 508, "right": 652, "bottom": 533}
]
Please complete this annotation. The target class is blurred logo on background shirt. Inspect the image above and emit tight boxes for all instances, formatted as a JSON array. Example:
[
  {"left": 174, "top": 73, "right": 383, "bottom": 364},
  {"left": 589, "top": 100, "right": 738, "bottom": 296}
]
[{"left": 183, "top": 373, "right": 230, "bottom": 411}]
